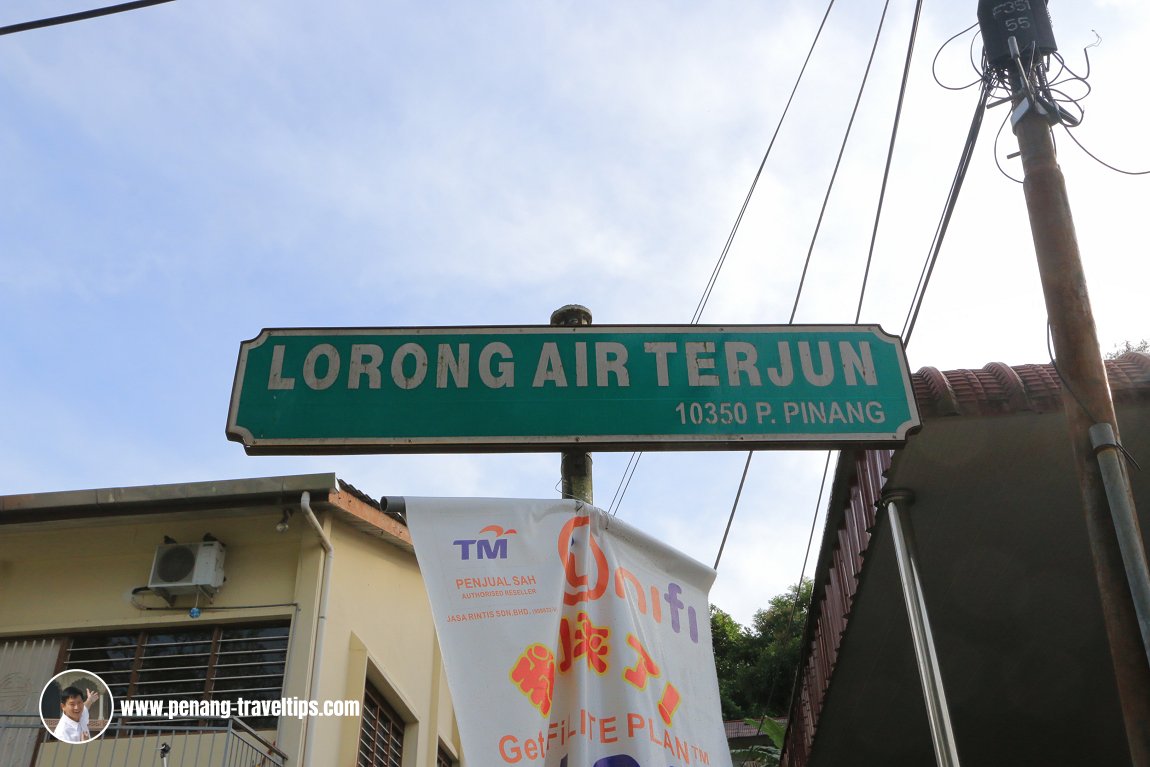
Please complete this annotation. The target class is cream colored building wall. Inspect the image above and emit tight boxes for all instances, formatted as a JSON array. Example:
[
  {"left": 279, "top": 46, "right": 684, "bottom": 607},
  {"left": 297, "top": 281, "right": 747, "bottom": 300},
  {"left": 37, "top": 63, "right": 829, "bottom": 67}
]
[
  {"left": 0, "top": 509, "right": 302, "bottom": 635},
  {"left": 0, "top": 507, "right": 312, "bottom": 759},
  {"left": 0, "top": 503, "right": 461, "bottom": 767},
  {"left": 304, "top": 517, "right": 461, "bottom": 766}
]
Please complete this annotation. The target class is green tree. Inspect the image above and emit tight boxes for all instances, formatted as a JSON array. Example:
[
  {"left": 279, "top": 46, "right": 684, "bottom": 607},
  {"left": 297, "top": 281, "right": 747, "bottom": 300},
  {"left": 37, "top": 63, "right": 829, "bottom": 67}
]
[
  {"left": 1106, "top": 339, "right": 1149, "bottom": 359},
  {"left": 711, "top": 579, "right": 813, "bottom": 721}
]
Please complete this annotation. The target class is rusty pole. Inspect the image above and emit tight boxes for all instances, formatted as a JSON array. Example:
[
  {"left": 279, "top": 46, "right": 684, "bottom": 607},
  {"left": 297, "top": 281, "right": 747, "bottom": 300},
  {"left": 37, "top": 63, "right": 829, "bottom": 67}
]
[
  {"left": 550, "top": 304, "right": 593, "bottom": 504},
  {"left": 1013, "top": 107, "right": 1150, "bottom": 762}
]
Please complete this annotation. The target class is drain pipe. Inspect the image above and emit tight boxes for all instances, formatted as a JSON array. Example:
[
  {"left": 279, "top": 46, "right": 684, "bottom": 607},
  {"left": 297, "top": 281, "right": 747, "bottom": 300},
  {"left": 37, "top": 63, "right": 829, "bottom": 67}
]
[
  {"left": 1090, "top": 424, "right": 1150, "bottom": 666},
  {"left": 299, "top": 490, "right": 333, "bottom": 767}
]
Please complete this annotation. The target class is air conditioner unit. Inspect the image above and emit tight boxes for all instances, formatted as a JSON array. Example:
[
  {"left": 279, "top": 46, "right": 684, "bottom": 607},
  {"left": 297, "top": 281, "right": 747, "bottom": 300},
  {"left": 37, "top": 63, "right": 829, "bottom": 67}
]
[{"left": 147, "top": 541, "right": 226, "bottom": 601}]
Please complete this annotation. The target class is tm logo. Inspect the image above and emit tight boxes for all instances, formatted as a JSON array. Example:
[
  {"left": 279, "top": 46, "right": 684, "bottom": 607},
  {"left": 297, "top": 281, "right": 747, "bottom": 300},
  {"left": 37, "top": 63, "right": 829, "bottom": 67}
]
[{"left": 453, "top": 525, "right": 517, "bottom": 560}]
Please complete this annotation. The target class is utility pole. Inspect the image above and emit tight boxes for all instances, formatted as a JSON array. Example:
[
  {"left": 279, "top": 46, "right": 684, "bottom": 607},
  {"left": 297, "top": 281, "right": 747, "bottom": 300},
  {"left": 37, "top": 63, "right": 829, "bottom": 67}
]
[
  {"left": 978, "top": 3, "right": 1150, "bottom": 762},
  {"left": 550, "top": 304, "right": 594, "bottom": 504}
]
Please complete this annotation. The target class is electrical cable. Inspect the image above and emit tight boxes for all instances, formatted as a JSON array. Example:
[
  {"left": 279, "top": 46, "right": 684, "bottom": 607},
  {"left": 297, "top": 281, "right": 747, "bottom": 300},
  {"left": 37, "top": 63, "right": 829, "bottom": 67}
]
[
  {"left": 983, "top": 30, "right": 1145, "bottom": 177},
  {"left": 0, "top": 0, "right": 176, "bottom": 35},
  {"left": 789, "top": 0, "right": 893, "bottom": 324},
  {"left": 727, "top": 1, "right": 926, "bottom": 749},
  {"left": 991, "top": 106, "right": 1023, "bottom": 183},
  {"left": 606, "top": 452, "right": 642, "bottom": 516},
  {"left": 902, "top": 77, "right": 991, "bottom": 344},
  {"left": 932, "top": 22, "right": 981, "bottom": 91},
  {"left": 772, "top": 0, "right": 927, "bottom": 710},
  {"left": 607, "top": 0, "right": 841, "bottom": 517},
  {"left": 1043, "top": 323, "right": 1139, "bottom": 468},
  {"left": 1061, "top": 127, "right": 1150, "bottom": 175},
  {"left": 130, "top": 586, "right": 298, "bottom": 612},
  {"left": 1046, "top": 321, "right": 1103, "bottom": 426},
  {"left": 749, "top": 451, "right": 834, "bottom": 730},
  {"left": 719, "top": 0, "right": 910, "bottom": 577},
  {"left": 856, "top": 0, "right": 926, "bottom": 323},
  {"left": 712, "top": 453, "right": 754, "bottom": 570},
  {"left": 690, "top": 0, "right": 840, "bottom": 326}
]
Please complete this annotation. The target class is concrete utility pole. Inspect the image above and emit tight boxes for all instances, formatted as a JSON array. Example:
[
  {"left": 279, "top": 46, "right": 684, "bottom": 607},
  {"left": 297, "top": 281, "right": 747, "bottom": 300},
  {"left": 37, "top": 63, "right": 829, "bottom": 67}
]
[
  {"left": 550, "top": 305, "right": 594, "bottom": 504},
  {"left": 978, "top": 2, "right": 1150, "bottom": 761},
  {"left": 1014, "top": 110, "right": 1150, "bottom": 762}
]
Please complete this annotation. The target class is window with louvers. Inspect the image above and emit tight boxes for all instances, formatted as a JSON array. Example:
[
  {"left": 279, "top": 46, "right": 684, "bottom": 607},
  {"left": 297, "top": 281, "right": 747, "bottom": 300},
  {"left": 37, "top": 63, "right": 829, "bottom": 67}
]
[
  {"left": 358, "top": 681, "right": 404, "bottom": 767},
  {"left": 62, "top": 622, "right": 289, "bottom": 729}
]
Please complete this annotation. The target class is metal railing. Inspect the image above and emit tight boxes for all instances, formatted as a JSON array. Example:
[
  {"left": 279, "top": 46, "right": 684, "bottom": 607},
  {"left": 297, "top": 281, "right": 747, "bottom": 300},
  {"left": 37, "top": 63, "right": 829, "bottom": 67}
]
[{"left": 0, "top": 713, "right": 287, "bottom": 767}]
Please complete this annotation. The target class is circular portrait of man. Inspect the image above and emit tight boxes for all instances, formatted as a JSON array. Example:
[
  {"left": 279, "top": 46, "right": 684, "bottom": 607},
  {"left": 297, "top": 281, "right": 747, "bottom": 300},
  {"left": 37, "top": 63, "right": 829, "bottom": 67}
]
[{"left": 39, "top": 670, "right": 113, "bottom": 744}]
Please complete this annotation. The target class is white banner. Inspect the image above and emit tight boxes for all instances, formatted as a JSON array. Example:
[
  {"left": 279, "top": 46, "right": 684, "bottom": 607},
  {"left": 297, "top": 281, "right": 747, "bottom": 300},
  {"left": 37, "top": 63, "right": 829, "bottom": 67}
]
[{"left": 407, "top": 498, "right": 732, "bottom": 767}]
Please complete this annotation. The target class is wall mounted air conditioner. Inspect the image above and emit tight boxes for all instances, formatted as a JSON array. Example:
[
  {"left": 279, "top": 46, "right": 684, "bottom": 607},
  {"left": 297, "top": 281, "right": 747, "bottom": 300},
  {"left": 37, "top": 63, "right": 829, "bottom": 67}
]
[{"left": 147, "top": 541, "right": 226, "bottom": 602}]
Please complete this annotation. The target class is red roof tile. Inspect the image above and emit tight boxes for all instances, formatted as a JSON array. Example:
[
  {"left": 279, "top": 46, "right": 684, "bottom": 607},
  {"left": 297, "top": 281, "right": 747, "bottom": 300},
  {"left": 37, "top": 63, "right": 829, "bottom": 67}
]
[{"left": 911, "top": 352, "right": 1150, "bottom": 418}]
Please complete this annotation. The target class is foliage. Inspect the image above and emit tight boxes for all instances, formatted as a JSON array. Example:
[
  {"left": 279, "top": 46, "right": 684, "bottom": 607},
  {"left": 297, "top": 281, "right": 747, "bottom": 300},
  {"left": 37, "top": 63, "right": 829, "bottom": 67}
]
[
  {"left": 751, "top": 714, "right": 786, "bottom": 748},
  {"left": 1105, "top": 339, "right": 1149, "bottom": 359},
  {"left": 729, "top": 717, "right": 785, "bottom": 767},
  {"left": 730, "top": 741, "right": 780, "bottom": 767},
  {"left": 710, "top": 578, "right": 813, "bottom": 721}
]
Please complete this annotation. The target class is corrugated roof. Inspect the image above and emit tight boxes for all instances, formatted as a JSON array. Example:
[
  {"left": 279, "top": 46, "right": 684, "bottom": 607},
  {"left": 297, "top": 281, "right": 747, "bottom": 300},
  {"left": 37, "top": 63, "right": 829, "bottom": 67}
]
[{"left": 725, "top": 719, "right": 784, "bottom": 739}]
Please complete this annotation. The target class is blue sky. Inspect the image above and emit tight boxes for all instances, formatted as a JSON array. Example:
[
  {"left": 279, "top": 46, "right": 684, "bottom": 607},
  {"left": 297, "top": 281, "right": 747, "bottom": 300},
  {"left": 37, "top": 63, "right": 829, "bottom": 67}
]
[{"left": 2, "top": 0, "right": 1147, "bottom": 626}]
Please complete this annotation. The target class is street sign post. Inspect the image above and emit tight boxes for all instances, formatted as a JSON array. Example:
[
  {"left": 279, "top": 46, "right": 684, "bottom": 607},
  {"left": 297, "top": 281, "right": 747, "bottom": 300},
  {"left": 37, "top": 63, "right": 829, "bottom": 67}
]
[{"left": 226, "top": 324, "right": 920, "bottom": 454}]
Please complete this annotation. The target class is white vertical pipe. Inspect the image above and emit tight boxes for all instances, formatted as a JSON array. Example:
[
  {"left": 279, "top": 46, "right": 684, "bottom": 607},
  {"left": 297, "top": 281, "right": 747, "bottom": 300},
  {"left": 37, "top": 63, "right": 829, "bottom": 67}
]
[
  {"left": 1090, "top": 423, "right": 1150, "bottom": 667},
  {"left": 883, "top": 490, "right": 961, "bottom": 767},
  {"left": 300, "top": 490, "right": 334, "bottom": 767}
]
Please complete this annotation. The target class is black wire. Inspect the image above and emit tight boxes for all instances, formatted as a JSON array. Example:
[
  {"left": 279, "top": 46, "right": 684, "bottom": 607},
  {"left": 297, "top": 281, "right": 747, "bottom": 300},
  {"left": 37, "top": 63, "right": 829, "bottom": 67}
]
[
  {"left": 713, "top": 452, "right": 754, "bottom": 570},
  {"left": 610, "top": 0, "right": 841, "bottom": 517},
  {"left": 0, "top": 0, "right": 176, "bottom": 35},
  {"left": 856, "top": 0, "right": 926, "bottom": 323},
  {"left": 1051, "top": 38, "right": 1096, "bottom": 85},
  {"left": 765, "top": 5, "right": 919, "bottom": 727},
  {"left": 607, "top": 452, "right": 642, "bottom": 516},
  {"left": 902, "top": 78, "right": 990, "bottom": 343},
  {"left": 992, "top": 106, "right": 1024, "bottom": 184},
  {"left": 1062, "top": 126, "right": 1150, "bottom": 175},
  {"left": 932, "top": 22, "right": 981, "bottom": 91},
  {"left": 760, "top": 451, "right": 833, "bottom": 721},
  {"left": 718, "top": 0, "right": 893, "bottom": 571},
  {"left": 1047, "top": 331, "right": 1142, "bottom": 472},
  {"left": 1019, "top": 34, "right": 1147, "bottom": 174},
  {"left": 690, "top": 0, "right": 840, "bottom": 325},
  {"left": 1046, "top": 322, "right": 1103, "bottom": 426},
  {"left": 790, "top": 0, "right": 892, "bottom": 323},
  {"left": 968, "top": 26, "right": 984, "bottom": 80}
]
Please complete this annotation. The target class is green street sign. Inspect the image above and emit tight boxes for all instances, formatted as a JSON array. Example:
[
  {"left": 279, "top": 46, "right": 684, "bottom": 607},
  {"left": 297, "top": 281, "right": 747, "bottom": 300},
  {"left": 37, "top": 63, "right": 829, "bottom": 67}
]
[{"left": 226, "top": 325, "right": 920, "bottom": 454}]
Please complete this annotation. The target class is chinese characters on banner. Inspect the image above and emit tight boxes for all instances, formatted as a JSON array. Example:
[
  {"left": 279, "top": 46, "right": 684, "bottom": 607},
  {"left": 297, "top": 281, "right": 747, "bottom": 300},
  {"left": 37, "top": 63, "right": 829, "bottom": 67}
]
[{"left": 407, "top": 498, "right": 733, "bottom": 767}]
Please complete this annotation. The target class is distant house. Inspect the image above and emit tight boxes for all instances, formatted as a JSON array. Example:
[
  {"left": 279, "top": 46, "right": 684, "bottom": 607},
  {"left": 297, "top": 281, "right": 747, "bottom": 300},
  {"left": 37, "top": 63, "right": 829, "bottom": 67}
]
[
  {"left": 781, "top": 353, "right": 1150, "bottom": 766},
  {"left": 0, "top": 473, "right": 461, "bottom": 766},
  {"left": 725, "top": 717, "right": 783, "bottom": 765}
]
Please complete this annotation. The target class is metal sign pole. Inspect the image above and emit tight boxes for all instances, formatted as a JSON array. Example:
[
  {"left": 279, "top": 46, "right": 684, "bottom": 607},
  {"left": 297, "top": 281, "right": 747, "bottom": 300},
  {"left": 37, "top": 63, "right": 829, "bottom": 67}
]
[{"left": 551, "top": 305, "right": 594, "bottom": 504}]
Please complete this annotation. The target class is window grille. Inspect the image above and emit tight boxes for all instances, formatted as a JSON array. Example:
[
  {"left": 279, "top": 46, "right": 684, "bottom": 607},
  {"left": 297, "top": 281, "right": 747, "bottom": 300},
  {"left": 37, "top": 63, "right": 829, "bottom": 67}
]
[
  {"left": 61, "top": 622, "right": 289, "bottom": 729},
  {"left": 357, "top": 681, "right": 404, "bottom": 767}
]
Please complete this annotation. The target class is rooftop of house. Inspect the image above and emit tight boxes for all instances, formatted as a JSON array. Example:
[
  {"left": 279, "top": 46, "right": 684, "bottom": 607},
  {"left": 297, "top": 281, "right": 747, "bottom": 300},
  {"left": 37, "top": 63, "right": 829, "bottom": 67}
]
[
  {"left": 784, "top": 352, "right": 1150, "bottom": 767},
  {"left": 0, "top": 472, "right": 412, "bottom": 551}
]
